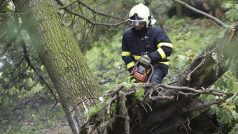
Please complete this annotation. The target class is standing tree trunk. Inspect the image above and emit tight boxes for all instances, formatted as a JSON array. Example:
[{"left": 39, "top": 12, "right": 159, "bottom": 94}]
[{"left": 13, "top": 0, "right": 100, "bottom": 133}]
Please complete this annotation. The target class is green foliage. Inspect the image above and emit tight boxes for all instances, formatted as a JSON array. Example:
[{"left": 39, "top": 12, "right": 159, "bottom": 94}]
[
  {"left": 222, "top": 0, "right": 238, "bottom": 22},
  {"left": 0, "top": 1, "right": 15, "bottom": 12},
  {"left": 0, "top": 95, "right": 69, "bottom": 134},
  {"left": 2, "top": 7, "right": 238, "bottom": 132},
  {"left": 210, "top": 102, "right": 238, "bottom": 125},
  {"left": 229, "top": 123, "right": 238, "bottom": 134},
  {"left": 165, "top": 17, "right": 223, "bottom": 81},
  {"left": 84, "top": 102, "right": 106, "bottom": 118},
  {"left": 206, "top": 71, "right": 238, "bottom": 133},
  {"left": 134, "top": 88, "right": 145, "bottom": 102},
  {"left": 85, "top": 33, "right": 129, "bottom": 90},
  {"left": 214, "top": 71, "right": 238, "bottom": 93}
]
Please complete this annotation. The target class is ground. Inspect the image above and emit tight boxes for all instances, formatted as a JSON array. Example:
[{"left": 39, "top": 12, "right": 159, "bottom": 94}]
[{"left": 0, "top": 91, "right": 71, "bottom": 134}]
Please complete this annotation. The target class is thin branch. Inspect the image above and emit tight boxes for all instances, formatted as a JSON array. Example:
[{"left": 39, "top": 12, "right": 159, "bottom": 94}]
[
  {"left": 59, "top": 0, "right": 123, "bottom": 20},
  {"left": 150, "top": 95, "right": 174, "bottom": 101},
  {"left": 69, "top": 97, "right": 98, "bottom": 114},
  {"left": 59, "top": 0, "right": 77, "bottom": 9},
  {"left": 107, "top": 95, "right": 117, "bottom": 114},
  {"left": 67, "top": 9, "right": 127, "bottom": 27},
  {"left": 0, "top": 42, "right": 13, "bottom": 57},
  {"left": 55, "top": 0, "right": 127, "bottom": 27},
  {"left": 158, "top": 85, "right": 226, "bottom": 96},
  {"left": 22, "top": 41, "right": 59, "bottom": 103},
  {"left": 76, "top": 0, "right": 123, "bottom": 20},
  {"left": 172, "top": 0, "right": 229, "bottom": 28},
  {"left": 186, "top": 58, "right": 205, "bottom": 81}
]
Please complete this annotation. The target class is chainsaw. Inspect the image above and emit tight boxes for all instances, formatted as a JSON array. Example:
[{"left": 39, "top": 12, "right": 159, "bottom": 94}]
[{"left": 130, "top": 54, "right": 154, "bottom": 83}]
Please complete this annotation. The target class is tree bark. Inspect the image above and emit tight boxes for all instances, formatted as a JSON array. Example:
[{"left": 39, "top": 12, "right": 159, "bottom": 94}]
[{"left": 13, "top": 0, "right": 100, "bottom": 134}]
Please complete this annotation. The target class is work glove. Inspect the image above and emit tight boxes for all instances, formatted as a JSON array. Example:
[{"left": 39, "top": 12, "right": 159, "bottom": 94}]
[{"left": 139, "top": 53, "right": 151, "bottom": 67}]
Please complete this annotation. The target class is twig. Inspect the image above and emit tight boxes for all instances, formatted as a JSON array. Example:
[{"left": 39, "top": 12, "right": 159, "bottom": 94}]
[
  {"left": 186, "top": 58, "right": 205, "bottom": 81},
  {"left": 181, "top": 122, "right": 189, "bottom": 134},
  {"left": 22, "top": 41, "right": 59, "bottom": 103},
  {"left": 140, "top": 103, "right": 149, "bottom": 113},
  {"left": 145, "top": 102, "right": 153, "bottom": 112},
  {"left": 106, "top": 85, "right": 125, "bottom": 114},
  {"left": 150, "top": 95, "right": 174, "bottom": 101},
  {"left": 55, "top": 0, "right": 127, "bottom": 27},
  {"left": 76, "top": 0, "right": 123, "bottom": 20},
  {"left": 177, "top": 91, "right": 199, "bottom": 98},
  {"left": 107, "top": 85, "right": 124, "bottom": 96},
  {"left": 231, "top": 93, "right": 238, "bottom": 101},
  {"left": 172, "top": 0, "right": 229, "bottom": 28},
  {"left": 107, "top": 95, "right": 117, "bottom": 114},
  {"left": 69, "top": 97, "right": 98, "bottom": 114},
  {"left": 158, "top": 85, "right": 226, "bottom": 96},
  {"left": 59, "top": 0, "right": 77, "bottom": 9}
]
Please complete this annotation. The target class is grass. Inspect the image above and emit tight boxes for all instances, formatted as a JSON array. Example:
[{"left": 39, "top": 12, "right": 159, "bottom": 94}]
[{"left": 0, "top": 92, "right": 70, "bottom": 134}]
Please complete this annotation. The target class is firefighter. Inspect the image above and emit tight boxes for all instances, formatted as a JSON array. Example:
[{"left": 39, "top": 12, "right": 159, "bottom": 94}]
[{"left": 121, "top": 3, "right": 173, "bottom": 84}]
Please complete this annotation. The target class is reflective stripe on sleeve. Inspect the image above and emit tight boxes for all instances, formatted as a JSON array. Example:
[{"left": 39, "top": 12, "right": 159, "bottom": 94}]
[
  {"left": 157, "top": 48, "right": 166, "bottom": 59},
  {"left": 127, "top": 61, "right": 135, "bottom": 69},
  {"left": 122, "top": 51, "right": 131, "bottom": 56},
  {"left": 157, "top": 42, "right": 173, "bottom": 48},
  {"left": 132, "top": 55, "right": 140, "bottom": 60},
  {"left": 159, "top": 61, "right": 169, "bottom": 66}
]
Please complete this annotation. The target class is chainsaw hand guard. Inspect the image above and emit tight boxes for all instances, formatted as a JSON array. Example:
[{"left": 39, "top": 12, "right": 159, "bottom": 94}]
[{"left": 138, "top": 54, "right": 151, "bottom": 68}]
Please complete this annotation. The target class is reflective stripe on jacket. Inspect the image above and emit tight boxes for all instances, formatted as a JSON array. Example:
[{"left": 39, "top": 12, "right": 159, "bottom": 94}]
[{"left": 122, "top": 26, "right": 173, "bottom": 70}]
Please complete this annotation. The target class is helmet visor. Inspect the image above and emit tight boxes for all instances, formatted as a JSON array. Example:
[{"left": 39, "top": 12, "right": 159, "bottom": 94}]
[{"left": 128, "top": 20, "right": 146, "bottom": 26}]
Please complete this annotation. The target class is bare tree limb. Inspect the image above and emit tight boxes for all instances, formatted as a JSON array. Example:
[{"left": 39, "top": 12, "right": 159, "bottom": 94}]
[
  {"left": 59, "top": 0, "right": 77, "bottom": 9},
  {"left": 76, "top": 0, "right": 123, "bottom": 20},
  {"left": 158, "top": 84, "right": 226, "bottom": 96},
  {"left": 55, "top": 0, "right": 127, "bottom": 27},
  {"left": 22, "top": 41, "right": 59, "bottom": 103},
  {"left": 172, "top": 0, "right": 229, "bottom": 28},
  {"left": 60, "top": 0, "right": 123, "bottom": 21}
]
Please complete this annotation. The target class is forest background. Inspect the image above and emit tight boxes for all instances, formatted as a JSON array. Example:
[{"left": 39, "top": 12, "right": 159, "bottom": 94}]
[{"left": 0, "top": 0, "right": 238, "bottom": 133}]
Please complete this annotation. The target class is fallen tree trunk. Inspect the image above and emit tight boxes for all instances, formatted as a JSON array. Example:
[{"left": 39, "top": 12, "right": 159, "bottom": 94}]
[{"left": 80, "top": 24, "right": 238, "bottom": 134}]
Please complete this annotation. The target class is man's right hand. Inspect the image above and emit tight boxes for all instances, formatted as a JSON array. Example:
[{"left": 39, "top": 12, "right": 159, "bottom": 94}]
[{"left": 139, "top": 54, "right": 151, "bottom": 67}]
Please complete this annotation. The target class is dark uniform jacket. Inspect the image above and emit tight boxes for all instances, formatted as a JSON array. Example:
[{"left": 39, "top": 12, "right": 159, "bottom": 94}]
[{"left": 122, "top": 26, "right": 173, "bottom": 71}]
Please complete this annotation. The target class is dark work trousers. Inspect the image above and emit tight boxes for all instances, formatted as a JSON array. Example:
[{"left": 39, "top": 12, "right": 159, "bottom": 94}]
[{"left": 149, "top": 64, "right": 168, "bottom": 84}]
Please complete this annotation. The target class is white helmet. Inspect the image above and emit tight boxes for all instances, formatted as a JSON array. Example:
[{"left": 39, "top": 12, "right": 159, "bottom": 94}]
[{"left": 129, "top": 3, "right": 151, "bottom": 27}]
